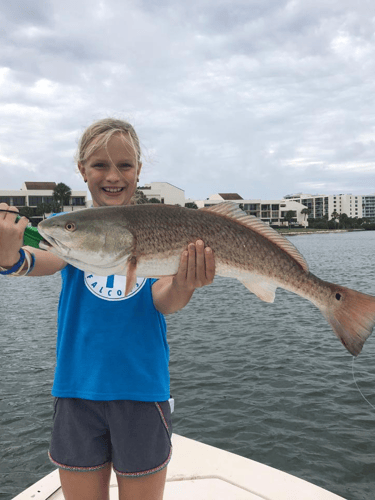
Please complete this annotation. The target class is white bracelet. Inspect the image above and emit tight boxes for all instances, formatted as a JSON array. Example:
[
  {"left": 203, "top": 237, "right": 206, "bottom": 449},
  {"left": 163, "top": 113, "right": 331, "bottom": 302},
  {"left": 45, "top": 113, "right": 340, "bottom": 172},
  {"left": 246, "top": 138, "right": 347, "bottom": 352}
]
[{"left": 13, "top": 249, "right": 32, "bottom": 277}]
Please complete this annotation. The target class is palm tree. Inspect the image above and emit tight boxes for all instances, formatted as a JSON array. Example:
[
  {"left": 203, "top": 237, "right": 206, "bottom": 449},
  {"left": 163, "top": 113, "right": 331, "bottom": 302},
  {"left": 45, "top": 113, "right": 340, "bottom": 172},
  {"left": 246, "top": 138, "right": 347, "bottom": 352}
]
[
  {"left": 301, "top": 208, "right": 310, "bottom": 225},
  {"left": 53, "top": 183, "right": 72, "bottom": 212},
  {"left": 331, "top": 211, "right": 339, "bottom": 229}
]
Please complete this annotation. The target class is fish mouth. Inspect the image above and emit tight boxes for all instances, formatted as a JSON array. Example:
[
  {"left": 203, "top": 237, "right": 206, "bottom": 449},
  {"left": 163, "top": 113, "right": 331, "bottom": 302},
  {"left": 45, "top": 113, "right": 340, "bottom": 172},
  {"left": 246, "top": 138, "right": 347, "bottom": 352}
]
[
  {"left": 38, "top": 233, "right": 70, "bottom": 255},
  {"left": 39, "top": 238, "right": 52, "bottom": 250}
]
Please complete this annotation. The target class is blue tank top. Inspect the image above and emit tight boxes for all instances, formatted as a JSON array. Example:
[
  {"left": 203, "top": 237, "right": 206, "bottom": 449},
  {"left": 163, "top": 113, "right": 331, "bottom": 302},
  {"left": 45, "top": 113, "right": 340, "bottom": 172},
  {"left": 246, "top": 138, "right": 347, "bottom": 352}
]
[{"left": 52, "top": 265, "right": 169, "bottom": 401}]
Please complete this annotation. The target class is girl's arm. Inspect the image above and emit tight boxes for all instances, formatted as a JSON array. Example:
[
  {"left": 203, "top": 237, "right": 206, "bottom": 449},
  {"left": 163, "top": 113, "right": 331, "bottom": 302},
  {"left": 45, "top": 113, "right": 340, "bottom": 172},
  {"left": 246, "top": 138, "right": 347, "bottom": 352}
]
[
  {"left": 152, "top": 239, "right": 215, "bottom": 315},
  {"left": 0, "top": 204, "right": 66, "bottom": 277}
]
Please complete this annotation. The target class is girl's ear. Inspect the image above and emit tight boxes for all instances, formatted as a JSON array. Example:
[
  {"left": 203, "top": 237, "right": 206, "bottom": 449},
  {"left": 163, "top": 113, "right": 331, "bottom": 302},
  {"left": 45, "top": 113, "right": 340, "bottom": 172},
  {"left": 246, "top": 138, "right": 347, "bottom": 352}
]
[
  {"left": 137, "top": 162, "right": 142, "bottom": 182},
  {"left": 78, "top": 162, "right": 87, "bottom": 183}
]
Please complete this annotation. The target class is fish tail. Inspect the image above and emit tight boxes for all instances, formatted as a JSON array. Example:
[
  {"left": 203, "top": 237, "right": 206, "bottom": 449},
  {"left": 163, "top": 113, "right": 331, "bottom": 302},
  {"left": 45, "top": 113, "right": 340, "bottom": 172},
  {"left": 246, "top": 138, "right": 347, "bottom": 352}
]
[{"left": 319, "top": 285, "right": 375, "bottom": 356}]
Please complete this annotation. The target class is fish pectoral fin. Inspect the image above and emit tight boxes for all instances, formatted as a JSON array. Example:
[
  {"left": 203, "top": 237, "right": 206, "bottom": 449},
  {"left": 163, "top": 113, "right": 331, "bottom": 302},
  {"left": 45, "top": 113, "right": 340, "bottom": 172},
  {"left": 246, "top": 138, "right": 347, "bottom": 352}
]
[
  {"left": 239, "top": 275, "right": 277, "bottom": 303},
  {"left": 125, "top": 256, "right": 138, "bottom": 296}
]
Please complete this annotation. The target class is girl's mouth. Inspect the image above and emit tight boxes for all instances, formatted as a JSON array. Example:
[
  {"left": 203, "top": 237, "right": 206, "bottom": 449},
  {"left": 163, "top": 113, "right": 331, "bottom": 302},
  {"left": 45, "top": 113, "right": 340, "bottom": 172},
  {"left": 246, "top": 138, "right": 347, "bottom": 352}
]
[{"left": 102, "top": 187, "right": 125, "bottom": 194}]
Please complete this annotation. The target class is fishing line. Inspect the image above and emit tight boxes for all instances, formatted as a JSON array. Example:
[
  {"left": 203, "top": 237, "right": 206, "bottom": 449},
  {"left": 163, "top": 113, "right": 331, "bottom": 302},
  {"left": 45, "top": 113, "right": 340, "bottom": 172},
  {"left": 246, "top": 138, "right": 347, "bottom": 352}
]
[
  {"left": 0, "top": 209, "right": 32, "bottom": 222},
  {"left": 352, "top": 357, "right": 375, "bottom": 411}
]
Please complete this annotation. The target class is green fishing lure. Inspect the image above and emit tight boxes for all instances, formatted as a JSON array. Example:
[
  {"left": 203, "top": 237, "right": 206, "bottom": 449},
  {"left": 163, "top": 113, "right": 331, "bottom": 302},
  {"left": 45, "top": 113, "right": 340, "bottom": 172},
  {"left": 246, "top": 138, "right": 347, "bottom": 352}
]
[
  {"left": 6, "top": 213, "right": 44, "bottom": 248},
  {"left": 23, "top": 224, "right": 44, "bottom": 248}
]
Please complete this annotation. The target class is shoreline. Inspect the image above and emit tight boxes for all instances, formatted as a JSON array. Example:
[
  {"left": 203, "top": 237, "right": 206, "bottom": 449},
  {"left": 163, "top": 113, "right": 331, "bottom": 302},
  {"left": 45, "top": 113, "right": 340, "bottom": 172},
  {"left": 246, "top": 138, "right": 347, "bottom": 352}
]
[{"left": 277, "top": 228, "right": 365, "bottom": 236}]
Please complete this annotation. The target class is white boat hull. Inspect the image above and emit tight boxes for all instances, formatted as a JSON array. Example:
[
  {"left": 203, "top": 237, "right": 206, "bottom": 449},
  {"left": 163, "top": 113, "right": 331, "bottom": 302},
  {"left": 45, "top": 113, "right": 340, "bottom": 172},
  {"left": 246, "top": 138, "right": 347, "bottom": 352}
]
[{"left": 12, "top": 434, "right": 346, "bottom": 500}]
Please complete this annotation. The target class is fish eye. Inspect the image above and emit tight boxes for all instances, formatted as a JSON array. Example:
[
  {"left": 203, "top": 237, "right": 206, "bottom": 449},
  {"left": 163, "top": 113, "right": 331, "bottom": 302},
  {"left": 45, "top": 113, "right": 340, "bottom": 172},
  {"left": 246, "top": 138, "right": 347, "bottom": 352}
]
[{"left": 65, "top": 222, "right": 76, "bottom": 232}]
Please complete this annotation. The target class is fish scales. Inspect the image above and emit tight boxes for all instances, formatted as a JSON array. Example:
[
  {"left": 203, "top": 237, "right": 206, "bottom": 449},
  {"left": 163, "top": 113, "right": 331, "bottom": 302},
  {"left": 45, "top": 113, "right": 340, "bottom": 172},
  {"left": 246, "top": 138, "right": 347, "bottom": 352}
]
[
  {"left": 38, "top": 202, "right": 375, "bottom": 356},
  {"left": 122, "top": 205, "right": 301, "bottom": 278}
]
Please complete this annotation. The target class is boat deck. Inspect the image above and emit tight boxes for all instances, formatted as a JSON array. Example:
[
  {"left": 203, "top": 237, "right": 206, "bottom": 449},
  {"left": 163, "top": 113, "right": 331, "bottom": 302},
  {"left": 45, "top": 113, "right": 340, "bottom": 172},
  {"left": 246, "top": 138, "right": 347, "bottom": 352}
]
[{"left": 13, "top": 434, "right": 346, "bottom": 500}]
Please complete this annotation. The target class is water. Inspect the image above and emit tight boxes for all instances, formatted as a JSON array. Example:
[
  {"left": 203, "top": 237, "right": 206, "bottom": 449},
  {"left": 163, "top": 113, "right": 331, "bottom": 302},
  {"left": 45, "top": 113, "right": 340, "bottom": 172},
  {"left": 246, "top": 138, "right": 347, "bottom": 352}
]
[{"left": 1, "top": 231, "right": 375, "bottom": 499}]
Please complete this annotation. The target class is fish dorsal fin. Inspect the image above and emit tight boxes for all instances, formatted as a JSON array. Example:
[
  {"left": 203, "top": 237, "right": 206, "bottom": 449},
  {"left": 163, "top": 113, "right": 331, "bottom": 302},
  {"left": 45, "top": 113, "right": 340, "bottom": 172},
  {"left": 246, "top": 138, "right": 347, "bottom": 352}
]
[{"left": 201, "top": 202, "right": 309, "bottom": 272}]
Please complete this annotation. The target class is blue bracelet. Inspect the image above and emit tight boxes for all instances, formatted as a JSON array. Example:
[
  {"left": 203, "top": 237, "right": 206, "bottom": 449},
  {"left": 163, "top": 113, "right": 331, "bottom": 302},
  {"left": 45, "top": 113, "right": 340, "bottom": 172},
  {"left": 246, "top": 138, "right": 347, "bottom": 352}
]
[
  {"left": 0, "top": 249, "right": 26, "bottom": 275},
  {"left": 25, "top": 252, "right": 36, "bottom": 275}
]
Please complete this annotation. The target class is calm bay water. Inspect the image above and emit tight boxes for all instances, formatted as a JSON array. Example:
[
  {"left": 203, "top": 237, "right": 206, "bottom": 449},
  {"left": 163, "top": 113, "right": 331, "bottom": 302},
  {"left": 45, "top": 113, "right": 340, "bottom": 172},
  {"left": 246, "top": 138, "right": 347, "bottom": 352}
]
[{"left": 1, "top": 230, "right": 375, "bottom": 499}]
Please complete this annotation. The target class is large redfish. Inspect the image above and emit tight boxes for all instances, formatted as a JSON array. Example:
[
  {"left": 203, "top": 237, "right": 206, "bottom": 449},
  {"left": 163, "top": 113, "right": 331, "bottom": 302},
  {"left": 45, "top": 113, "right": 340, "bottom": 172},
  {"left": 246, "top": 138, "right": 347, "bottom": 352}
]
[{"left": 38, "top": 202, "right": 375, "bottom": 356}]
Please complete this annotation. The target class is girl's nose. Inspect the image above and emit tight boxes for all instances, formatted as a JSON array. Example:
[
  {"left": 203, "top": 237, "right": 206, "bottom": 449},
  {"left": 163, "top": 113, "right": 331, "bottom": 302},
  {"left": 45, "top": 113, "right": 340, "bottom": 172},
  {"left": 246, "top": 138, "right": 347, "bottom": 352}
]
[{"left": 105, "top": 165, "right": 122, "bottom": 182}]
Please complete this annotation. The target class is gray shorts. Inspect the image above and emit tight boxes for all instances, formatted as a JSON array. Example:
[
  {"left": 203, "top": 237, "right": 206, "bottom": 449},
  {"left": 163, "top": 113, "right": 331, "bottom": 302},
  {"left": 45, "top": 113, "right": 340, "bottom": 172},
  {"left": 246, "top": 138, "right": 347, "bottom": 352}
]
[{"left": 49, "top": 398, "right": 172, "bottom": 476}]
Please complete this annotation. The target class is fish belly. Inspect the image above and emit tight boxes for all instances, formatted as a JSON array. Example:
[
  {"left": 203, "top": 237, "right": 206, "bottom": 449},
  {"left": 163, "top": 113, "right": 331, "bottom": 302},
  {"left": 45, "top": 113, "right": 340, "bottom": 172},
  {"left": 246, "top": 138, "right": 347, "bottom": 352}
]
[{"left": 136, "top": 252, "right": 181, "bottom": 278}]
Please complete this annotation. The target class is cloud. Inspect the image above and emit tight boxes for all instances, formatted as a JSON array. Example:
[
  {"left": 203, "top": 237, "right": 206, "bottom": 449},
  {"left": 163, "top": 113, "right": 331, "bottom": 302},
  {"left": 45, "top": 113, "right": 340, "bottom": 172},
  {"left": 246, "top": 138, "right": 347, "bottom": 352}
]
[{"left": 0, "top": 0, "right": 374, "bottom": 200}]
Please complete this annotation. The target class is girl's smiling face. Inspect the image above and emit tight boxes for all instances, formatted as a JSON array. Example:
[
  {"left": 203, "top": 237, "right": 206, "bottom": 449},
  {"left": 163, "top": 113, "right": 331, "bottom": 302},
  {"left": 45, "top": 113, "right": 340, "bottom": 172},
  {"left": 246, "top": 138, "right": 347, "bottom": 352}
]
[{"left": 78, "top": 133, "right": 141, "bottom": 207}]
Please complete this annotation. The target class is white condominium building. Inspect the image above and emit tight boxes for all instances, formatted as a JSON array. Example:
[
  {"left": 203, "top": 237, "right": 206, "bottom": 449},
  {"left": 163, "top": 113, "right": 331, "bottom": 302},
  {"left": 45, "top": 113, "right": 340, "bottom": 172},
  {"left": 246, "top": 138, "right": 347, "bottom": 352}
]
[
  {"left": 195, "top": 193, "right": 309, "bottom": 226},
  {"left": 138, "top": 182, "right": 185, "bottom": 206},
  {"left": 362, "top": 196, "right": 375, "bottom": 221},
  {"left": 284, "top": 193, "right": 375, "bottom": 221}
]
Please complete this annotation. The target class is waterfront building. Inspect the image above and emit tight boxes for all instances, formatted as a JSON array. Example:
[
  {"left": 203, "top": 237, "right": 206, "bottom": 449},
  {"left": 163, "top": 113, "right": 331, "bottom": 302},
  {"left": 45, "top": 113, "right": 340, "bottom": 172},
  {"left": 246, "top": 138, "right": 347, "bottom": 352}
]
[
  {"left": 284, "top": 193, "right": 375, "bottom": 220},
  {"left": 193, "top": 193, "right": 308, "bottom": 227},
  {"left": 284, "top": 193, "right": 330, "bottom": 218},
  {"left": 0, "top": 182, "right": 88, "bottom": 223},
  {"left": 138, "top": 182, "right": 185, "bottom": 206},
  {"left": 362, "top": 195, "right": 375, "bottom": 222}
]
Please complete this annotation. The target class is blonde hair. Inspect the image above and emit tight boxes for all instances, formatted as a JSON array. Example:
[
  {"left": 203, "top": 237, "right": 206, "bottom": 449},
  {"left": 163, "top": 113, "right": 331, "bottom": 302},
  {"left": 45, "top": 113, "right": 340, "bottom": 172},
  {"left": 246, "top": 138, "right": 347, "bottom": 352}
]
[{"left": 77, "top": 118, "right": 142, "bottom": 170}]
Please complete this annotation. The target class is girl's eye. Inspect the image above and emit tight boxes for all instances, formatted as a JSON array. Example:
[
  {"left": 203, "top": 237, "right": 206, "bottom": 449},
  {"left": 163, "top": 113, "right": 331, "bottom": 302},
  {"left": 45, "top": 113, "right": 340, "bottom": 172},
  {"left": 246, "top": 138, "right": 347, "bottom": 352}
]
[
  {"left": 119, "top": 164, "right": 132, "bottom": 170},
  {"left": 93, "top": 163, "right": 106, "bottom": 169}
]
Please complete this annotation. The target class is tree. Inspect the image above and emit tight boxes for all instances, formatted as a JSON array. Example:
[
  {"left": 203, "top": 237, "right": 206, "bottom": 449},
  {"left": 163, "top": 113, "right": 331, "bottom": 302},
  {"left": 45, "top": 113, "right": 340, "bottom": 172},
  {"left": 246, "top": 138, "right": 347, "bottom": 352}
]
[
  {"left": 338, "top": 213, "right": 349, "bottom": 229},
  {"left": 53, "top": 183, "right": 72, "bottom": 211},
  {"left": 283, "top": 210, "right": 296, "bottom": 226},
  {"left": 21, "top": 206, "right": 37, "bottom": 222},
  {"left": 148, "top": 198, "right": 161, "bottom": 203},
  {"left": 301, "top": 208, "right": 310, "bottom": 222},
  {"left": 36, "top": 202, "right": 52, "bottom": 219},
  {"left": 331, "top": 211, "right": 339, "bottom": 229},
  {"left": 135, "top": 189, "right": 149, "bottom": 204},
  {"left": 185, "top": 202, "right": 198, "bottom": 209}
]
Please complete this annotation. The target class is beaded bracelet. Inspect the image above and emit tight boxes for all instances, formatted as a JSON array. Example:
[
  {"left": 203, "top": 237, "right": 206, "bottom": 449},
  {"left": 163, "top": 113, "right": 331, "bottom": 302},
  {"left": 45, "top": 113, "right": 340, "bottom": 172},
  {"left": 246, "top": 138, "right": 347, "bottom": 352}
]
[{"left": 0, "top": 249, "right": 26, "bottom": 275}]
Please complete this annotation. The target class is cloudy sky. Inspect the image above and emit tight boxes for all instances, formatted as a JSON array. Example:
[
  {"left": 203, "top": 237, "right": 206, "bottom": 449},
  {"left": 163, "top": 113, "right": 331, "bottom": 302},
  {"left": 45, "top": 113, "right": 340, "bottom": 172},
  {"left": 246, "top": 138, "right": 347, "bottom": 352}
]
[{"left": 1, "top": 0, "right": 375, "bottom": 201}]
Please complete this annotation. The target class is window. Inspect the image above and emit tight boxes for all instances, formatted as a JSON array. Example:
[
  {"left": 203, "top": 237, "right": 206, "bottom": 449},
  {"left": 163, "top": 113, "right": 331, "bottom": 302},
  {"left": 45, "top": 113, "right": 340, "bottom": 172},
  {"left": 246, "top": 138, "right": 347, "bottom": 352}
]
[
  {"left": 29, "top": 196, "right": 54, "bottom": 206},
  {"left": 13, "top": 196, "right": 26, "bottom": 205},
  {"left": 71, "top": 197, "right": 85, "bottom": 206},
  {"left": 0, "top": 196, "right": 26, "bottom": 206},
  {"left": 29, "top": 196, "right": 43, "bottom": 206}
]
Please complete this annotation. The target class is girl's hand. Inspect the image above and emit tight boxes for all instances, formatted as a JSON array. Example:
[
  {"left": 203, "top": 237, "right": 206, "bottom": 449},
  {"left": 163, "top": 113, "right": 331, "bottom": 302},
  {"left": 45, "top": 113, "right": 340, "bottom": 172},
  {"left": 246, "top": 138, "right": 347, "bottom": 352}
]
[
  {"left": 152, "top": 240, "right": 215, "bottom": 315},
  {"left": 0, "top": 203, "right": 29, "bottom": 267},
  {"left": 174, "top": 240, "right": 215, "bottom": 292}
]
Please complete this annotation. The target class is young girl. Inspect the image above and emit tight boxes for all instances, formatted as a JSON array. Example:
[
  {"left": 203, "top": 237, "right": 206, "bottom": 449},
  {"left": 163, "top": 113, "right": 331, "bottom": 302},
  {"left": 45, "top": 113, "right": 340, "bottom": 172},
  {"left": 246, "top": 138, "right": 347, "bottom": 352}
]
[{"left": 0, "top": 118, "right": 215, "bottom": 500}]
